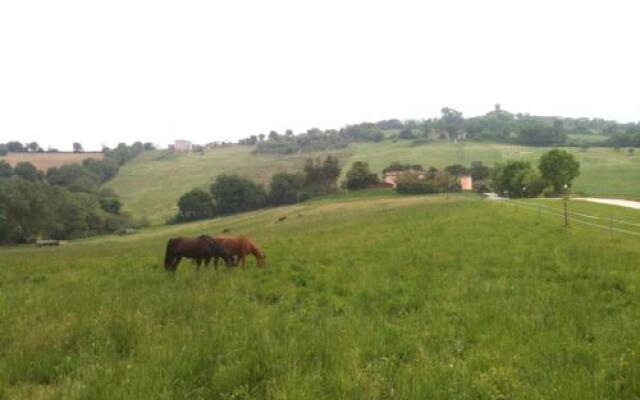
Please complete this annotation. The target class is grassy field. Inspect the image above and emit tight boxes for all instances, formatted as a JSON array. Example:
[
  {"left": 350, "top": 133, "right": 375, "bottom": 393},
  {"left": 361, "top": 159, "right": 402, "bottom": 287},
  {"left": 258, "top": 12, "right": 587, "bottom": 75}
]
[
  {"left": 348, "top": 141, "right": 640, "bottom": 200},
  {"left": 2, "top": 193, "right": 640, "bottom": 399},
  {"left": 105, "top": 141, "right": 640, "bottom": 223},
  {"left": 0, "top": 152, "right": 104, "bottom": 171},
  {"left": 567, "top": 133, "right": 609, "bottom": 145}
]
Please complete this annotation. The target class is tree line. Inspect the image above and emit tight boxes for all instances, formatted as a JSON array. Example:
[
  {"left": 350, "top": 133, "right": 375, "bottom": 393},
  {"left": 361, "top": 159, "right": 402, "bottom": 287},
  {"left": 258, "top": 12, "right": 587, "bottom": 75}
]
[
  {"left": 238, "top": 105, "right": 640, "bottom": 154},
  {"left": 175, "top": 156, "right": 341, "bottom": 222},
  {"left": 0, "top": 140, "right": 155, "bottom": 155},
  {"left": 0, "top": 142, "right": 153, "bottom": 244}
]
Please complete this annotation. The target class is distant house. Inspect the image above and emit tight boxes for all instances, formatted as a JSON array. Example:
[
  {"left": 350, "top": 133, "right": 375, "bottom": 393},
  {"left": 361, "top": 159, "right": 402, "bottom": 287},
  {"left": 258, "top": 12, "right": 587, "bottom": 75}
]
[
  {"left": 383, "top": 170, "right": 426, "bottom": 189},
  {"left": 173, "top": 140, "right": 193, "bottom": 152},
  {"left": 460, "top": 175, "right": 473, "bottom": 191}
]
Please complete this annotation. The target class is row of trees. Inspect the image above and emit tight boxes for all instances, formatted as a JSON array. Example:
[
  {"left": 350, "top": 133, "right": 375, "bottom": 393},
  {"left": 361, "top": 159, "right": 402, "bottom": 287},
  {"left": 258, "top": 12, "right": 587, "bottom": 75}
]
[
  {"left": 175, "top": 156, "right": 341, "bottom": 222},
  {"left": 0, "top": 141, "right": 45, "bottom": 154},
  {"left": 492, "top": 149, "right": 580, "bottom": 197},
  {"left": 0, "top": 141, "right": 155, "bottom": 156},
  {"left": 239, "top": 106, "right": 640, "bottom": 153},
  {"left": 0, "top": 176, "right": 139, "bottom": 244}
]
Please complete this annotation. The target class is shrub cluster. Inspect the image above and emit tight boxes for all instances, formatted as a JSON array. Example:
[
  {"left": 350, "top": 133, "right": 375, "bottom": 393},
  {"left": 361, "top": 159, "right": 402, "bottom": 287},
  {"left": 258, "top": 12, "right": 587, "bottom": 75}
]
[
  {"left": 395, "top": 169, "right": 460, "bottom": 194},
  {"left": 174, "top": 155, "right": 341, "bottom": 222}
]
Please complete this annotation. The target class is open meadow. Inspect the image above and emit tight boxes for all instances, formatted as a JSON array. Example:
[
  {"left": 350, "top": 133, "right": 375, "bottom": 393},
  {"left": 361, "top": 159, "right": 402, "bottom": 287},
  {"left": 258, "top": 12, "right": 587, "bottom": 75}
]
[
  {"left": 105, "top": 141, "right": 640, "bottom": 224},
  {"left": 0, "top": 152, "right": 104, "bottom": 171},
  {"left": 2, "top": 192, "right": 640, "bottom": 399}
]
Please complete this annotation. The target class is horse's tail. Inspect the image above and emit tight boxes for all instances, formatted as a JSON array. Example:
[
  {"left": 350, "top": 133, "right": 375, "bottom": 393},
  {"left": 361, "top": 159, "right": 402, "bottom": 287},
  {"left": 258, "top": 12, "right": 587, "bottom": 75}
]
[{"left": 164, "top": 239, "right": 176, "bottom": 271}]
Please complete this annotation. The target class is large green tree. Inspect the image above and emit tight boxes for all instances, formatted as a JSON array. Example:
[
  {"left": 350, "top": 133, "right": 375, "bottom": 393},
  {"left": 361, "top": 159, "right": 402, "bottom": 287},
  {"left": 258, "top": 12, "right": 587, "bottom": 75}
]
[
  {"left": 0, "top": 160, "right": 13, "bottom": 178},
  {"left": 492, "top": 160, "right": 547, "bottom": 198},
  {"left": 210, "top": 174, "right": 267, "bottom": 215},
  {"left": 303, "top": 155, "right": 342, "bottom": 195},
  {"left": 269, "top": 172, "right": 305, "bottom": 205},
  {"left": 13, "top": 162, "right": 42, "bottom": 182},
  {"left": 177, "top": 188, "right": 215, "bottom": 221},
  {"left": 538, "top": 149, "right": 580, "bottom": 193},
  {"left": 345, "top": 161, "right": 379, "bottom": 190}
]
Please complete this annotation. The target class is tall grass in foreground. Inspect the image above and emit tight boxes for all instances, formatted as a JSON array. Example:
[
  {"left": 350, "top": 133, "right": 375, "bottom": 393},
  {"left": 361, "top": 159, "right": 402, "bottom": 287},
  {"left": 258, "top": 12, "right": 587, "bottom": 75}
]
[{"left": 1, "top": 195, "right": 640, "bottom": 399}]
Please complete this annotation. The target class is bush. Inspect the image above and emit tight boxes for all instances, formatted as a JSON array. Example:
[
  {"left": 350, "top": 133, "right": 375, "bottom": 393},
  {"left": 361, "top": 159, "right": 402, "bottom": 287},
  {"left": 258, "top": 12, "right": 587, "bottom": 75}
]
[
  {"left": 269, "top": 172, "right": 306, "bottom": 205},
  {"left": 398, "top": 128, "right": 416, "bottom": 139},
  {"left": 395, "top": 170, "right": 458, "bottom": 195},
  {"left": 0, "top": 160, "right": 13, "bottom": 178},
  {"left": 176, "top": 188, "right": 215, "bottom": 222},
  {"left": 345, "top": 161, "right": 379, "bottom": 190}
]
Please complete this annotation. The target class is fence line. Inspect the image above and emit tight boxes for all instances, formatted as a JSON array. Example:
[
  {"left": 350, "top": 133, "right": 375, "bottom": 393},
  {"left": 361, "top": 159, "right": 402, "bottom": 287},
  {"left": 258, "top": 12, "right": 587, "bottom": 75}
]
[
  {"left": 497, "top": 200, "right": 640, "bottom": 237},
  {"left": 532, "top": 202, "right": 640, "bottom": 228}
]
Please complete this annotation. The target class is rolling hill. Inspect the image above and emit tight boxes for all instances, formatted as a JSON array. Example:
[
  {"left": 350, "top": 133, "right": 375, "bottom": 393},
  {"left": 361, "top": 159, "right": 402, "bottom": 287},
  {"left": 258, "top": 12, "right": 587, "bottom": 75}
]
[
  {"left": 2, "top": 192, "right": 640, "bottom": 399},
  {"left": 105, "top": 141, "right": 640, "bottom": 224}
]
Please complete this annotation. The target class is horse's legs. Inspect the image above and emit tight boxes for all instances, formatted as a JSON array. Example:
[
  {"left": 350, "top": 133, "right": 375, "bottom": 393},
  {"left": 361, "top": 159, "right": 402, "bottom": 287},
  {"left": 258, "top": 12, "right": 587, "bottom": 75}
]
[
  {"left": 213, "top": 256, "right": 219, "bottom": 268},
  {"left": 240, "top": 254, "right": 246, "bottom": 268},
  {"left": 173, "top": 255, "right": 182, "bottom": 270},
  {"left": 195, "top": 258, "right": 203, "bottom": 270},
  {"left": 204, "top": 256, "right": 212, "bottom": 269}
]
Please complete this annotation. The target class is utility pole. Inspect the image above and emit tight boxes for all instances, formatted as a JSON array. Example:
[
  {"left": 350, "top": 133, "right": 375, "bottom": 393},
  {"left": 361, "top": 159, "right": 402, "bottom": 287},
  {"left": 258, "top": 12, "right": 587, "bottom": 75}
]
[{"left": 563, "top": 184, "right": 569, "bottom": 227}]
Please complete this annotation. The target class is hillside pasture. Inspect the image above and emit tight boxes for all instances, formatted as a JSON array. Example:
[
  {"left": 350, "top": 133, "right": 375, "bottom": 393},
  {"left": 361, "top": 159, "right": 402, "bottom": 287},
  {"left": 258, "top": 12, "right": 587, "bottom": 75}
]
[
  {"left": 2, "top": 194, "right": 640, "bottom": 399},
  {"left": 104, "top": 141, "right": 640, "bottom": 223},
  {"left": 348, "top": 141, "right": 640, "bottom": 199},
  {"left": 104, "top": 146, "right": 352, "bottom": 224},
  {"left": 0, "top": 152, "right": 104, "bottom": 171}
]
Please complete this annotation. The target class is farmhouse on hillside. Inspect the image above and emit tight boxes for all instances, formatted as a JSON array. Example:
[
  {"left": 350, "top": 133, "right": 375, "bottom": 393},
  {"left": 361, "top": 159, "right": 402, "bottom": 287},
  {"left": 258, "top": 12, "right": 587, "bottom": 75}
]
[
  {"left": 173, "top": 139, "right": 193, "bottom": 152},
  {"left": 383, "top": 169, "right": 426, "bottom": 189}
]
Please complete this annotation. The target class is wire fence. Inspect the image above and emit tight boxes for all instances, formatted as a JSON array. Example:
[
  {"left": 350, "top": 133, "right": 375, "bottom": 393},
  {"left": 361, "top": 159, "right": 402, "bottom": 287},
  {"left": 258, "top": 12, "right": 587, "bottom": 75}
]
[{"left": 494, "top": 199, "right": 640, "bottom": 237}]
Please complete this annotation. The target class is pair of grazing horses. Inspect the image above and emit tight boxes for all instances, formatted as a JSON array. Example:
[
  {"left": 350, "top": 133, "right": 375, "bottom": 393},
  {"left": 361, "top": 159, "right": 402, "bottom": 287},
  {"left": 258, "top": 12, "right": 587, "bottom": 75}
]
[{"left": 164, "top": 234, "right": 266, "bottom": 272}]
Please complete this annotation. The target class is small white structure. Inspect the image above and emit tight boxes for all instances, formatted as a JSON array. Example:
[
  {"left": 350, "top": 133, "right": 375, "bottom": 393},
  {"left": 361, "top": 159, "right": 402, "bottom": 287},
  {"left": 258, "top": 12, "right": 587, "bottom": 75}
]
[
  {"left": 460, "top": 175, "right": 473, "bottom": 191},
  {"left": 173, "top": 139, "right": 193, "bottom": 152},
  {"left": 383, "top": 170, "right": 426, "bottom": 189}
]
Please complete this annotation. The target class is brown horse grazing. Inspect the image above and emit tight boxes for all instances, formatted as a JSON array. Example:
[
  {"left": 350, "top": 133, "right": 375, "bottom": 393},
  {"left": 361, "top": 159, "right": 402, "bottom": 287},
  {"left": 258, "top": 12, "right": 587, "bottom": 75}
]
[
  {"left": 213, "top": 235, "right": 266, "bottom": 268},
  {"left": 164, "top": 235, "right": 232, "bottom": 272}
]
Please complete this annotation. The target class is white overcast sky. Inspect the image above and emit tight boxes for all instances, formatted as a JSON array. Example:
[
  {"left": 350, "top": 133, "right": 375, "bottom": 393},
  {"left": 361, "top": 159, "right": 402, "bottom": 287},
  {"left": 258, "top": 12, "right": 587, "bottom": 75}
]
[{"left": 1, "top": 0, "right": 638, "bottom": 151}]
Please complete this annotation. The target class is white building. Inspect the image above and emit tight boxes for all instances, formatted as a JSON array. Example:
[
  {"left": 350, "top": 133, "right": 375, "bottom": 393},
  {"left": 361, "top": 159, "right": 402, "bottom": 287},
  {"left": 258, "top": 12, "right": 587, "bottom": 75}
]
[{"left": 173, "top": 139, "right": 193, "bottom": 152}]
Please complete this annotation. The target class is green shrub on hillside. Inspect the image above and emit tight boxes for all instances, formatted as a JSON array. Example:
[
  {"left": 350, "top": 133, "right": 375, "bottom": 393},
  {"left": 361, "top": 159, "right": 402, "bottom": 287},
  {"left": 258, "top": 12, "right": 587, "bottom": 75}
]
[
  {"left": 269, "top": 172, "right": 306, "bottom": 205},
  {"left": 210, "top": 174, "right": 267, "bottom": 215},
  {"left": 176, "top": 188, "right": 215, "bottom": 222},
  {"left": 396, "top": 170, "right": 458, "bottom": 195},
  {"left": 345, "top": 161, "right": 379, "bottom": 190}
]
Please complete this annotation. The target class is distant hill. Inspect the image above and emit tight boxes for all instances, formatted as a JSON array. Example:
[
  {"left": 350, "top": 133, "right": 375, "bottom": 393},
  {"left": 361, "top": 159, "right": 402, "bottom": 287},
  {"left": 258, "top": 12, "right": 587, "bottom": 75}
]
[
  {"left": 104, "top": 140, "right": 640, "bottom": 224},
  {"left": 0, "top": 152, "right": 104, "bottom": 171}
]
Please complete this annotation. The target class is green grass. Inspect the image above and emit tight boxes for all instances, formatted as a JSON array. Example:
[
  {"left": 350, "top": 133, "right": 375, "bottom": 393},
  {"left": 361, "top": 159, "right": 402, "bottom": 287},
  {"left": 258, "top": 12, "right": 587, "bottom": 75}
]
[
  {"left": 567, "top": 133, "right": 609, "bottom": 145},
  {"left": 2, "top": 193, "right": 640, "bottom": 399},
  {"left": 105, "top": 141, "right": 640, "bottom": 223}
]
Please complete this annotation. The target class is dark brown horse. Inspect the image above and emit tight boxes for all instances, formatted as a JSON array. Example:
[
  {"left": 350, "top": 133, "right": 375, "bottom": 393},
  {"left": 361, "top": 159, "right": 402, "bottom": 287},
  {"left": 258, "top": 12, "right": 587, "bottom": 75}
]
[
  {"left": 164, "top": 235, "right": 232, "bottom": 272},
  {"left": 213, "top": 235, "right": 266, "bottom": 268}
]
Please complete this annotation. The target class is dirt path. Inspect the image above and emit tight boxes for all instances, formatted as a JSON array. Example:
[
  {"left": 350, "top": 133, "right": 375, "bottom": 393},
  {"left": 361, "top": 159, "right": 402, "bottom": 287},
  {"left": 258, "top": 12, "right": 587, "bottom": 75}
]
[{"left": 575, "top": 198, "right": 640, "bottom": 210}]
